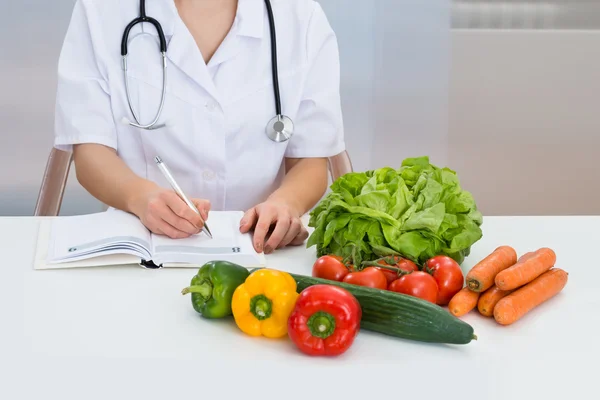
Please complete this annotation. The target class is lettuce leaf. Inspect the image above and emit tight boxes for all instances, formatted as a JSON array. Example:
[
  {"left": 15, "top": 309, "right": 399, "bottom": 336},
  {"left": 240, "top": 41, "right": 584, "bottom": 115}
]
[{"left": 307, "top": 156, "right": 483, "bottom": 265}]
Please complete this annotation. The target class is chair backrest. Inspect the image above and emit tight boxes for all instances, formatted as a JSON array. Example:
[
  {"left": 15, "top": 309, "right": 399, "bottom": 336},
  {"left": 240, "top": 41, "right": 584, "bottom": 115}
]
[
  {"left": 34, "top": 148, "right": 73, "bottom": 217},
  {"left": 327, "top": 149, "right": 353, "bottom": 182},
  {"left": 33, "top": 148, "right": 353, "bottom": 217}
]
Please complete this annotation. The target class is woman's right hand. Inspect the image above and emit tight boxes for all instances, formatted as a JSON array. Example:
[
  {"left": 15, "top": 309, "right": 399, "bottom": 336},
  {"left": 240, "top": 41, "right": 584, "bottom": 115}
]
[{"left": 132, "top": 187, "right": 211, "bottom": 239}]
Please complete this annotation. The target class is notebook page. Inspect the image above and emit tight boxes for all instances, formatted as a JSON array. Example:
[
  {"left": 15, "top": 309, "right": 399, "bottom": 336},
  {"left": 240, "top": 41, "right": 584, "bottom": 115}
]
[
  {"left": 48, "top": 209, "right": 152, "bottom": 263},
  {"left": 150, "top": 211, "right": 259, "bottom": 265}
]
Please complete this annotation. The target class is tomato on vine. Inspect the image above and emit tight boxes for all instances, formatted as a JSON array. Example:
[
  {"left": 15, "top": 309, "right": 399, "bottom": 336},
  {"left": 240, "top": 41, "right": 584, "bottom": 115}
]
[
  {"left": 388, "top": 271, "right": 439, "bottom": 304},
  {"left": 343, "top": 267, "right": 387, "bottom": 290},
  {"left": 422, "top": 255, "right": 464, "bottom": 306},
  {"left": 374, "top": 255, "right": 419, "bottom": 284},
  {"left": 312, "top": 255, "right": 351, "bottom": 282},
  {"left": 360, "top": 255, "right": 419, "bottom": 285}
]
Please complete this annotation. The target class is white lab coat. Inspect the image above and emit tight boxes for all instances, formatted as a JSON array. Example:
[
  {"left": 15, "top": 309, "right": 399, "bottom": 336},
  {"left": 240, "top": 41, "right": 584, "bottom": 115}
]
[{"left": 54, "top": 0, "right": 345, "bottom": 211}]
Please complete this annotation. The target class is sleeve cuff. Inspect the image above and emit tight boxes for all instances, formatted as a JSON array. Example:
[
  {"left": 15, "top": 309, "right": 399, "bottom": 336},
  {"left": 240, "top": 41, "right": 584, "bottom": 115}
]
[
  {"left": 54, "top": 134, "right": 117, "bottom": 152},
  {"left": 284, "top": 139, "right": 346, "bottom": 158}
]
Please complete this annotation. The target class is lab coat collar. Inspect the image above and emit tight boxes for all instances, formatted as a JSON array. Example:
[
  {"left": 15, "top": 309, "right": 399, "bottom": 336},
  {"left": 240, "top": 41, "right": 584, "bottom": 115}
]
[
  {"left": 149, "top": 0, "right": 265, "bottom": 101},
  {"left": 236, "top": 0, "right": 265, "bottom": 39},
  {"left": 167, "top": 17, "right": 220, "bottom": 102},
  {"left": 207, "top": 0, "right": 265, "bottom": 67},
  {"left": 158, "top": 0, "right": 265, "bottom": 38}
]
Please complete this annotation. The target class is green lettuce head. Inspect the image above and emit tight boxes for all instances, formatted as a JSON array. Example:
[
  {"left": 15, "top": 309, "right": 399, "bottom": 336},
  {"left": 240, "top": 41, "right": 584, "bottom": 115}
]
[{"left": 307, "top": 156, "right": 483, "bottom": 266}]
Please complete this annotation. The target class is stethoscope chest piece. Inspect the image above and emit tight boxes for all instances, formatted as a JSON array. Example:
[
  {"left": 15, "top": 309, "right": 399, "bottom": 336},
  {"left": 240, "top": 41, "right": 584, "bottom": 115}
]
[{"left": 266, "top": 115, "right": 294, "bottom": 143}]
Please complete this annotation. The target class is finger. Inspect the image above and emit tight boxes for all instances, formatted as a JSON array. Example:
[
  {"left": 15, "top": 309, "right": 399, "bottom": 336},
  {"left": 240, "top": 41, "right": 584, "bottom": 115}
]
[
  {"left": 161, "top": 192, "right": 203, "bottom": 233},
  {"left": 146, "top": 197, "right": 194, "bottom": 236},
  {"left": 278, "top": 218, "right": 302, "bottom": 249},
  {"left": 192, "top": 198, "right": 211, "bottom": 221},
  {"left": 264, "top": 215, "right": 291, "bottom": 254},
  {"left": 239, "top": 207, "right": 258, "bottom": 233},
  {"left": 147, "top": 213, "right": 190, "bottom": 239},
  {"left": 289, "top": 226, "right": 309, "bottom": 246},
  {"left": 161, "top": 210, "right": 200, "bottom": 235},
  {"left": 252, "top": 207, "right": 278, "bottom": 253}
]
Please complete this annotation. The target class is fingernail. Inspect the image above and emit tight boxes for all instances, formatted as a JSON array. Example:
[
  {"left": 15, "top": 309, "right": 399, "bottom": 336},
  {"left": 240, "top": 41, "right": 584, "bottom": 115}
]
[
  {"left": 264, "top": 245, "right": 272, "bottom": 254},
  {"left": 255, "top": 242, "right": 263, "bottom": 252}
]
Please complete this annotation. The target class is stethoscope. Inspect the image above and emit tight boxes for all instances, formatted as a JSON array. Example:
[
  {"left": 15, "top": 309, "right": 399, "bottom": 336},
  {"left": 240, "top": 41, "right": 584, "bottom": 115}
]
[{"left": 120, "top": 0, "right": 294, "bottom": 143}]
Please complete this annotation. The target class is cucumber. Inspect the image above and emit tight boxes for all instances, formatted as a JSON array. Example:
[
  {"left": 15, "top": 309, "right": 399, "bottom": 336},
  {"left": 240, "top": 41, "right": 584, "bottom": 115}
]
[{"left": 289, "top": 273, "right": 477, "bottom": 345}]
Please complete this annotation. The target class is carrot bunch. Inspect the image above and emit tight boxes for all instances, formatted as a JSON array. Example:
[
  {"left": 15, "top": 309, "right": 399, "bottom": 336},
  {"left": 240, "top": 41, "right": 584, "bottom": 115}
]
[{"left": 448, "top": 246, "right": 568, "bottom": 325}]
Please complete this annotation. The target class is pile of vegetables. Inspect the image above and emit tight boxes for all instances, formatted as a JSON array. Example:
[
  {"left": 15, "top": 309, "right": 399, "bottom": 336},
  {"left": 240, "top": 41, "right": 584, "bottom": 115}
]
[
  {"left": 306, "top": 156, "right": 484, "bottom": 266},
  {"left": 178, "top": 157, "right": 568, "bottom": 356},
  {"left": 182, "top": 259, "right": 477, "bottom": 357},
  {"left": 446, "top": 245, "right": 568, "bottom": 325}
]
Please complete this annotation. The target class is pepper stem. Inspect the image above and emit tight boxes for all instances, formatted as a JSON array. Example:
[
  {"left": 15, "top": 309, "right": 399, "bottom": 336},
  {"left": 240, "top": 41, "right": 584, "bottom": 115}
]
[
  {"left": 181, "top": 279, "right": 213, "bottom": 301},
  {"left": 307, "top": 311, "right": 336, "bottom": 339},
  {"left": 250, "top": 294, "right": 273, "bottom": 320}
]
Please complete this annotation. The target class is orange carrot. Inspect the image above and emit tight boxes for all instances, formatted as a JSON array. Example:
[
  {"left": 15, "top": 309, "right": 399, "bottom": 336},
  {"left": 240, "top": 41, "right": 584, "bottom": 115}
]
[
  {"left": 517, "top": 251, "right": 535, "bottom": 263},
  {"left": 465, "top": 246, "right": 518, "bottom": 292},
  {"left": 494, "top": 268, "right": 568, "bottom": 325},
  {"left": 477, "top": 285, "right": 514, "bottom": 317},
  {"left": 448, "top": 287, "right": 480, "bottom": 317},
  {"left": 495, "top": 247, "right": 556, "bottom": 291}
]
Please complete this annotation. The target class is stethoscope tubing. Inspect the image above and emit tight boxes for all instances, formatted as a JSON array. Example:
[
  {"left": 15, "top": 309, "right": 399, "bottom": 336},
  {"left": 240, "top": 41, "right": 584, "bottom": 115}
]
[{"left": 121, "top": 0, "right": 290, "bottom": 140}]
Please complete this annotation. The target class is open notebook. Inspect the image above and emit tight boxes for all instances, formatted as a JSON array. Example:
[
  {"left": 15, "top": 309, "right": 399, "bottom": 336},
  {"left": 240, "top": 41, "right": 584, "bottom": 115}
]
[{"left": 34, "top": 209, "right": 265, "bottom": 269}]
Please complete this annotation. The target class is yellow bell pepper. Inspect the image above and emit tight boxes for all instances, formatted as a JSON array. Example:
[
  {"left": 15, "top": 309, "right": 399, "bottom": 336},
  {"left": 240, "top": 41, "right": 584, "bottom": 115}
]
[{"left": 231, "top": 268, "right": 299, "bottom": 338}]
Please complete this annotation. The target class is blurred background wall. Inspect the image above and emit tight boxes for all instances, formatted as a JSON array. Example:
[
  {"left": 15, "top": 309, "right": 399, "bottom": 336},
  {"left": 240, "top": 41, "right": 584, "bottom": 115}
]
[
  {"left": 0, "top": 0, "right": 598, "bottom": 216},
  {"left": 449, "top": 0, "right": 600, "bottom": 215}
]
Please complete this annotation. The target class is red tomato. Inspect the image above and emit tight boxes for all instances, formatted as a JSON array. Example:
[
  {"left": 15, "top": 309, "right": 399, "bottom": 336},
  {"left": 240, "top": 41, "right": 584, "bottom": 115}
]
[
  {"left": 375, "top": 256, "right": 419, "bottom": 284},
  {"left": 343, "top": 267, "right": 387, "bottom": 290},
  {"left": 388, "top": 271, "right": 439, "bottom": 303},
  {"left": 423, "top": 255, "right": 464, "bottom": 306},
  {"left": 312, "top": 255, "right": 350, "bottom": 282}
]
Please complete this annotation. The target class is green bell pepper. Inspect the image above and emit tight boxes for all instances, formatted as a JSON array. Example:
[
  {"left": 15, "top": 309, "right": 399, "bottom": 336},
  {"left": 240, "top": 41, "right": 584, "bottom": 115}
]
[{"left": 181, "top": 260, "right": 250, "bottom": 319}]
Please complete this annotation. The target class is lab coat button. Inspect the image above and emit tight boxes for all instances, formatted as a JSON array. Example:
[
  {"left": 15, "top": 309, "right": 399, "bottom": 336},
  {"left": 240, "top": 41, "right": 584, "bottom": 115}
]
[{"left": 205, "top": 102, "right": 217, "bottom": 112}]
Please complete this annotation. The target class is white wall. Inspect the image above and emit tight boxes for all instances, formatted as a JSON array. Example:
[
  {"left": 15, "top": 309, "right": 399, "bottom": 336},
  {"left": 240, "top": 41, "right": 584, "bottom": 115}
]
[{"left": 449, "top": 30, "right": 600, "bottom": 216}]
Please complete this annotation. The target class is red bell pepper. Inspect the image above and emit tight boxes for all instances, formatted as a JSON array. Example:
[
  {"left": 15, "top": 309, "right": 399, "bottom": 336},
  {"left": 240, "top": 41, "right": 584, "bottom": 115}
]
[{"left": 287, "top": 284, "right": 362, "bottom": 356}]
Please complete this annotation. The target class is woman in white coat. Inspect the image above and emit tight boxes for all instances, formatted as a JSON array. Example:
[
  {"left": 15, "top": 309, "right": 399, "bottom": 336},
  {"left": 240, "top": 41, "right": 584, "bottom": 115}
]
[{"left": 54, "top": 0, "right": 345, "bottom": 254}]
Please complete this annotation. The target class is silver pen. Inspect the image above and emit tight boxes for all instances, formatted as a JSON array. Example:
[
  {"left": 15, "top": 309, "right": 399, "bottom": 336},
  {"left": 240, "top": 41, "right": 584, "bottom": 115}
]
[{"left": 154, "top": 156, "right": 212, "bottom": 238}]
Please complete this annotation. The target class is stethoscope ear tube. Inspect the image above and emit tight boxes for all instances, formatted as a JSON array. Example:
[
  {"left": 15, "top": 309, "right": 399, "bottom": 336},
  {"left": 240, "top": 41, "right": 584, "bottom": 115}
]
[{"left": 121, "top": 16, "right": 167, "bottom": 56}]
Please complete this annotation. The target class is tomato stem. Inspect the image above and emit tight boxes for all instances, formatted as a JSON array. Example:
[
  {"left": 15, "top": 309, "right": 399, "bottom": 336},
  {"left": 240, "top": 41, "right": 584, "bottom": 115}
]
[
  {"left": 422, "top": 264, "right": 433, "bottom": 275},
  {"left": 361, "top": 261, "right": 411, "bottom": 276}
]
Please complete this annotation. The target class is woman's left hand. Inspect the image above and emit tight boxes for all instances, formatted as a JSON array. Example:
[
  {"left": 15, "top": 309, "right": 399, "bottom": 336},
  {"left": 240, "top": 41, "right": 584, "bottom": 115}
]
[{"left": 239, "top": 199, "right": 308, "bottom": 254}]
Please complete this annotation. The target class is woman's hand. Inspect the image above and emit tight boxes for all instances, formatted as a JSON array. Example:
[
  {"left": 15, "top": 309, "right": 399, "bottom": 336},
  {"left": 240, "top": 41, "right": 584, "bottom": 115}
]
[
  {"left": 239, "top": 199, "right": 308, "bottom": 254},
  {"left": 132, "top": 187, "right": 211, "bottom": 239}
]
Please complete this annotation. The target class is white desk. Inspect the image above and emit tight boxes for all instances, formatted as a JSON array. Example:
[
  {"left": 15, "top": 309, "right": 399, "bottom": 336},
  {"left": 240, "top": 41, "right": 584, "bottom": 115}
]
[{"left": 1, "top": 215, "right": 599, "bottom": 400}]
